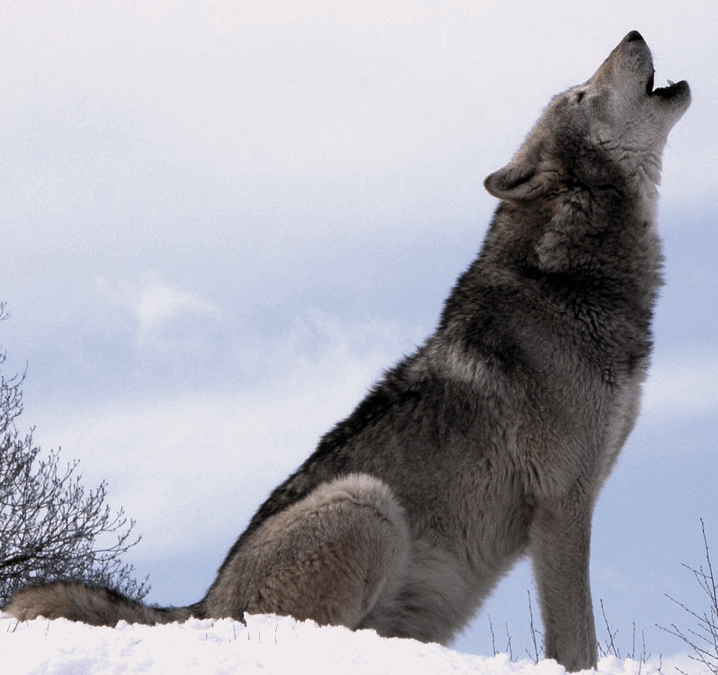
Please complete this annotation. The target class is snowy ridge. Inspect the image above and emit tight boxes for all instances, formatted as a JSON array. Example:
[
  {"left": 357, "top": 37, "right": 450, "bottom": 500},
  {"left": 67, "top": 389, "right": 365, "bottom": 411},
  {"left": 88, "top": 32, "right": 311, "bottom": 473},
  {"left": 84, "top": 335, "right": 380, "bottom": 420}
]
[{"left": 1, "top": 613, "right": 667, "bottom": 675}]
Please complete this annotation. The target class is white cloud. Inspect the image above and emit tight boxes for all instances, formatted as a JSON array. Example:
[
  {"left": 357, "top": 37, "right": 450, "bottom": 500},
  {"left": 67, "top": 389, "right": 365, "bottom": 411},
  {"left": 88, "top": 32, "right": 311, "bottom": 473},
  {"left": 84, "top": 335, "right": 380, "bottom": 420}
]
[
  {"left": 28, "top": 313, "right": 411, "bottom": 559},
  {"left": 97, "top": 272, "right": 221, "bottom": 350}
]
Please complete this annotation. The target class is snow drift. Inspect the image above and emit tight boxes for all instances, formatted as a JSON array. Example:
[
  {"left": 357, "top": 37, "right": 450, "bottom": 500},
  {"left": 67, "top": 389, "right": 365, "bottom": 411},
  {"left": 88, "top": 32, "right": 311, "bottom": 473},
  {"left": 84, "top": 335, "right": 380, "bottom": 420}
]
[{"left": 0, "top": 612, "right": 681, "bottom": 675}]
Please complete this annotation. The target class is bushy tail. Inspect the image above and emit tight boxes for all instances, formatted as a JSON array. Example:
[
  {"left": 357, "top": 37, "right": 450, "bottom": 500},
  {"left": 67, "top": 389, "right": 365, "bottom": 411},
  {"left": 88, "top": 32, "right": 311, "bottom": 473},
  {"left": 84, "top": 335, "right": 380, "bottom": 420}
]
[{"left": 4, "top": 581, "right": 197, "bottom": 626}]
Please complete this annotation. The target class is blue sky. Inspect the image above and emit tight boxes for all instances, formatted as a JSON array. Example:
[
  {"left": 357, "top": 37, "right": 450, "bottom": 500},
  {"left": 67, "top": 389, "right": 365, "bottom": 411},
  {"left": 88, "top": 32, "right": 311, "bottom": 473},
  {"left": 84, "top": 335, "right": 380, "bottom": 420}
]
[{"left": 1, "top": 0, "right": 716, "bottom": 659}]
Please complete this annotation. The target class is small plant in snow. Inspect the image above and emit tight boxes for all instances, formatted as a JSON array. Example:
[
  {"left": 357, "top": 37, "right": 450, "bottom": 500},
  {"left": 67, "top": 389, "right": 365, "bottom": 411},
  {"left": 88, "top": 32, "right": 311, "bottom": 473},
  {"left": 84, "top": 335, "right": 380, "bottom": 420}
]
[{"left": 660, "top": 519, "right": 718, "bottom": 675}]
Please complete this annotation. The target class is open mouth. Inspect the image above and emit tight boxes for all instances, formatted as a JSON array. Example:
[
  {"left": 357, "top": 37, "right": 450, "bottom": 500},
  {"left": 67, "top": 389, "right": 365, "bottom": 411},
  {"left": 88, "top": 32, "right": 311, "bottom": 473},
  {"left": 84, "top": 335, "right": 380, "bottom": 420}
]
[{"left": 646, "top": 71, "right": 690, "bottom": 100}]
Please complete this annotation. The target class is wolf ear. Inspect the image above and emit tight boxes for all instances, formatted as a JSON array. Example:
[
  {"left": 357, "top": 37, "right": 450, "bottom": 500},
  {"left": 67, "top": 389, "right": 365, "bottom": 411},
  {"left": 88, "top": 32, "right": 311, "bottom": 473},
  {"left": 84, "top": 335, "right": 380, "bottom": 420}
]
[{"left": 484, "top": 160, "right": 557, "bottom": 201}]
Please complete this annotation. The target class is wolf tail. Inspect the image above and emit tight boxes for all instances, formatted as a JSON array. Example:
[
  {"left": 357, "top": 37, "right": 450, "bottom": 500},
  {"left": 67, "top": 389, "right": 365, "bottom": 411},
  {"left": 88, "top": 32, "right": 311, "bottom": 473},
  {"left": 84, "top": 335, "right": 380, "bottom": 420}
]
[{"left": 4, "top": 581, "right": 199, "bottom": 626}]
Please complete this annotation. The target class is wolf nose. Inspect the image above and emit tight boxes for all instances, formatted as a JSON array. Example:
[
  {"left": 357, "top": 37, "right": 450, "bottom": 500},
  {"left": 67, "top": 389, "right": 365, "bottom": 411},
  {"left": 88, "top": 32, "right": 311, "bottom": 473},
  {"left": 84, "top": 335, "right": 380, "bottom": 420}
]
[{"left": 626, "top": 30, "right": 645, "bottom": 42}]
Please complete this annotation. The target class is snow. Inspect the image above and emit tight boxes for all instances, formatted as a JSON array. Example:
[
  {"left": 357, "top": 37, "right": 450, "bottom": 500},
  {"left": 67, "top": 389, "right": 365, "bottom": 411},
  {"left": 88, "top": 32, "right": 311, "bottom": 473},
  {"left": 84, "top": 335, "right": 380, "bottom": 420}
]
[{"left": 0, "top": 613, "right": 683, "bottom": 675}]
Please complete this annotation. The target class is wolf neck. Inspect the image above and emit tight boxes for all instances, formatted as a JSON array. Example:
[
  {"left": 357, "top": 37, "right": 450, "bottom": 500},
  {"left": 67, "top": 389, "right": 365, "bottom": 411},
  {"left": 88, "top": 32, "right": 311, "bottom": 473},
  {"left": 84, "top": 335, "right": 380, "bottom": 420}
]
[
  {"left": 471, "top": 180, "right": 665, "bottom": 318},
  {"left": 630, "top": 157, "right": 663, "bottom": 227}
]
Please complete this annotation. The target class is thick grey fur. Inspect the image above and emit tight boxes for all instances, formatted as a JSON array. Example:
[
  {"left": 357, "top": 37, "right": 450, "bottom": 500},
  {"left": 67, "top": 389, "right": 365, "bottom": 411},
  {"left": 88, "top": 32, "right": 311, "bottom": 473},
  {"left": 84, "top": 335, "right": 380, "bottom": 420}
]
[{"left": 5, "top": 31, "right": 690, "bottom": 672}]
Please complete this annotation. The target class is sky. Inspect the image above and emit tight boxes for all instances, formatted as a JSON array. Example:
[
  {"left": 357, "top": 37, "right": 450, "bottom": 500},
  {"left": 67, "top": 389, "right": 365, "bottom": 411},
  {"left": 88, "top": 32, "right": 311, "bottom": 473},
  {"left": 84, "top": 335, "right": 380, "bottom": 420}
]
[{"left": 1, "top": 0, "right": 717, "bottom": 661}]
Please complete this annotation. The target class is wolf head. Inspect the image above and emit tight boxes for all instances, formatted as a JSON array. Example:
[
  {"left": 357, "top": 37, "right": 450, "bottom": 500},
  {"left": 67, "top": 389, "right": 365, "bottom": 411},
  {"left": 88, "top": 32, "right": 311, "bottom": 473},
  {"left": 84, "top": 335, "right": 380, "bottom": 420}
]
[{"left": 485, "top": 31, "right": 691, "bottom": 201}]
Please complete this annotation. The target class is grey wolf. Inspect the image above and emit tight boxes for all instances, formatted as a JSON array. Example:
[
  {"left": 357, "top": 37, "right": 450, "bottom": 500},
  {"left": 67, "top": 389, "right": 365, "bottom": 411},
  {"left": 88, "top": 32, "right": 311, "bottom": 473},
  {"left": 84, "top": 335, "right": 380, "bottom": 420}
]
[{"left": 5, "top": 31, "right": 689, "bottom": 671}]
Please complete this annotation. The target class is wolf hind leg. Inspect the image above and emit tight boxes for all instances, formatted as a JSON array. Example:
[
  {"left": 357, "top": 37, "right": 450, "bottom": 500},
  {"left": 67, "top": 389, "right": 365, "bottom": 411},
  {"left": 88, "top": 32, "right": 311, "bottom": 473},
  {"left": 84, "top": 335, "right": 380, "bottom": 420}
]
[{"left": 210, "top": 473, "right": 410, "bottom": 629}]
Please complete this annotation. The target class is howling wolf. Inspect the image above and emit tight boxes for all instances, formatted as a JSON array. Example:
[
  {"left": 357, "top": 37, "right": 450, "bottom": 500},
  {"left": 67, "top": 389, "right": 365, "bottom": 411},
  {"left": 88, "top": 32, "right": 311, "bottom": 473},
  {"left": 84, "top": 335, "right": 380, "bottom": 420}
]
[{"left": 6, "top": 31, "right": 689, "bottom": 671}]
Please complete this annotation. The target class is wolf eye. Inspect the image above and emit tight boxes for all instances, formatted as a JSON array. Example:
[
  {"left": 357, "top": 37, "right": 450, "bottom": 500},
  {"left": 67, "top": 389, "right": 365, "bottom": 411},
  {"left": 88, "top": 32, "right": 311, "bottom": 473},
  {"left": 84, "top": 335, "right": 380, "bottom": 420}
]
[{"left": 576, "top": 91, "right": 586, "bottom": 103}]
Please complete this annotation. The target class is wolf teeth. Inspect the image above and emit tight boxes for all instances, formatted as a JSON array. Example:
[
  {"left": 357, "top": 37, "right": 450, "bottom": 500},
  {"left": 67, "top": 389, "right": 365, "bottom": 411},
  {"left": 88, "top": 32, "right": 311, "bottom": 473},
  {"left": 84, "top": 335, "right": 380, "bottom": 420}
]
[{"left": 667, "top": 79, "right": 675, "bottom": 86}]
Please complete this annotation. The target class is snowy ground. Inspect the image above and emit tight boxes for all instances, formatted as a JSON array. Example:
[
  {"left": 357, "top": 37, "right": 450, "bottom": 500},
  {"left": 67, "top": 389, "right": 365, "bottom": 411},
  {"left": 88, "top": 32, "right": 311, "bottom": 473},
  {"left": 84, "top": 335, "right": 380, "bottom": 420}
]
[{"left": 0, "top": 612, "right": 699, "bottom": 675}]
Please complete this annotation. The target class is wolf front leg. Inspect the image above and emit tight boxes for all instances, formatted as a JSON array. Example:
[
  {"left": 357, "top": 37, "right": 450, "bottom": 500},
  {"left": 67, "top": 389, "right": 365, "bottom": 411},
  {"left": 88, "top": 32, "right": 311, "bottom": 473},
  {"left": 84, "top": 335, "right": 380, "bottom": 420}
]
[{"left": 530, "top": 493, "right": 598, "bottom": 671}]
